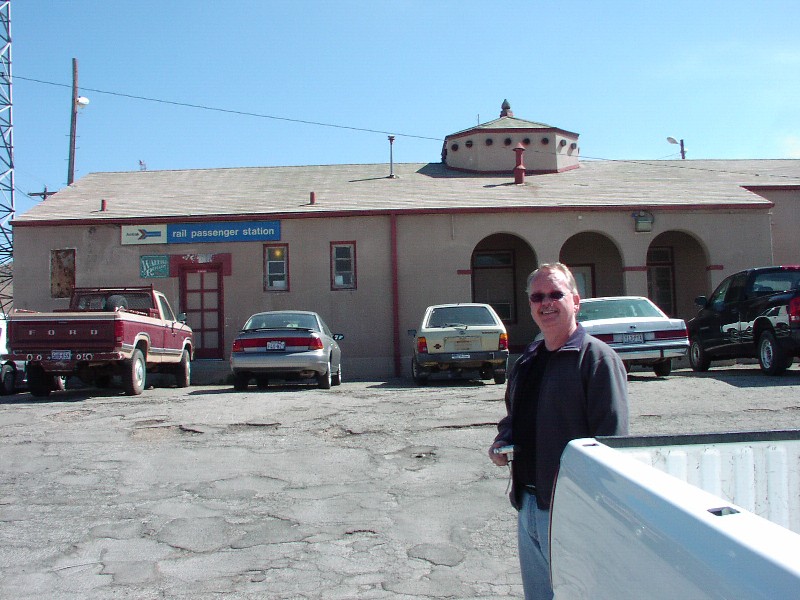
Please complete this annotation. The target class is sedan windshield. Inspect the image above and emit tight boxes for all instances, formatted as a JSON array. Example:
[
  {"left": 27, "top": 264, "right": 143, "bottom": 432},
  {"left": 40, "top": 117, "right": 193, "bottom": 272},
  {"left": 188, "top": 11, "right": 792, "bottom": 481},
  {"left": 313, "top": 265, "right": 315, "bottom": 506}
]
[
  {"left": 245, "top": 313, "right": 319, "bottom": 331},
  {"left": 578, "top": 299, "right": 663, "bottom": 322}
]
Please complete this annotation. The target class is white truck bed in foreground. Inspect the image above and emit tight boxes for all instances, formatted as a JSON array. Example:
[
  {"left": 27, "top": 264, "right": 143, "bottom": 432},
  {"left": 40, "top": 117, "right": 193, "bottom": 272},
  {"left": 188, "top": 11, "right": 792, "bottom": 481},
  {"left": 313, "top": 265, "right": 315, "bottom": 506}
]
[{"left": 551, "top": 431, "right": 800, "bottom": 600}]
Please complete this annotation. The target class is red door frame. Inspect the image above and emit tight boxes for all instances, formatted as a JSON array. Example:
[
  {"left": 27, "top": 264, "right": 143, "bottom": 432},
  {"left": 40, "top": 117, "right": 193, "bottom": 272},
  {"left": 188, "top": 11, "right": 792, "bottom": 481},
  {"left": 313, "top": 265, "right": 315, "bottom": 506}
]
[{"left": 179, "top": 264, "right": 225, "bottom": 359}]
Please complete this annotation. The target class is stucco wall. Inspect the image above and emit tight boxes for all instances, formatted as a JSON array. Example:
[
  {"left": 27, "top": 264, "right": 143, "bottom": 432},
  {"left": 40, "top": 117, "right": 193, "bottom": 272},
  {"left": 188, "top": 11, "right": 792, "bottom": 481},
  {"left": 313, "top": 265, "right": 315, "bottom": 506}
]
[{"left": 10, "top": 205, "right": 775, "bottom": 380}]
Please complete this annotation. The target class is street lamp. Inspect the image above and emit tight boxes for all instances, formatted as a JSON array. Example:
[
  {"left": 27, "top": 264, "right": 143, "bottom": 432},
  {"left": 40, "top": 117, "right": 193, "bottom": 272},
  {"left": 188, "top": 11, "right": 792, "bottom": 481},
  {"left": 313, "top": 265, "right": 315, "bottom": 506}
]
[
  {"left": 67, "top": 58, "right": 90, "bottom": 185},
  {"left": 667, "top": 136, "right": 686, "bottom": 160}
]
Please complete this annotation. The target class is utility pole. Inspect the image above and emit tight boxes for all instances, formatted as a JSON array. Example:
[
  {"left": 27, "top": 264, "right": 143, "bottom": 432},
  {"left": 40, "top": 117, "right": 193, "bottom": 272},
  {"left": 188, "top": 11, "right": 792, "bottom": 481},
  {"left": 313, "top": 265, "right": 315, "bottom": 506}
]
[
  {"left": 29, "top": 186, "right": 57, "bottom": 201},
  {"left": 67, "top": 58, "right": 78, "bottom": 185}
]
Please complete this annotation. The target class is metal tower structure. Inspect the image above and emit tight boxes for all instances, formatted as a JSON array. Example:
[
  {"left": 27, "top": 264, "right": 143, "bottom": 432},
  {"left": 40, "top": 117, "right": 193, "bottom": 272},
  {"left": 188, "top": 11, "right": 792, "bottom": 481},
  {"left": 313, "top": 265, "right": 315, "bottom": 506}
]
[{"left": 0, "top": 1, "right": 13, "bottom": 316}]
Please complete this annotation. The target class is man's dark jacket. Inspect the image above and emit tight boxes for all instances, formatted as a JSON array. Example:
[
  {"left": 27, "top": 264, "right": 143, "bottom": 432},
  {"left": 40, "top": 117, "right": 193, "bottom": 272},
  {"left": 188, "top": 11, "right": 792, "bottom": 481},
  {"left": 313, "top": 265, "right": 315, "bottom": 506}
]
[{"left": 495, "top": 324, "right": 629, "bottom": 510}]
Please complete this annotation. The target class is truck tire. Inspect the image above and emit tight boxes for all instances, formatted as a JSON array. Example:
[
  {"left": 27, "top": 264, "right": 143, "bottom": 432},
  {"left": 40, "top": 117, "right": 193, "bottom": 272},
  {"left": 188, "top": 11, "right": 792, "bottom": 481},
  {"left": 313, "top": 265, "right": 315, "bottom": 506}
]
[
  {"left": 411, "top": 358, "right": 429, "bottom": 385},
  {"left": 689, "top": 339, "right": 710, "bottom": 372},
  {"left": 174, "top": 349, "right": 191, "bottom": 388},
  {"left": 317, "top": 359, "right": 332, "bottom": 389},
  {"left": 653, "top": 359, "right": 672, "bottom": 377},
  {"left": 758, "top": 331, "right": 792, "bottom": 375},
  {"left": 123, "top": 349, "right": 146, "bottom": 395},
  {"left": 0, "top": 363, "right": 15, "bottom": 395},
  {"left": 27, "top": 365, "right": 52, "bottom": 397},
  {"left": 493, "top": 370, "right": 506, "bottom": 385}
]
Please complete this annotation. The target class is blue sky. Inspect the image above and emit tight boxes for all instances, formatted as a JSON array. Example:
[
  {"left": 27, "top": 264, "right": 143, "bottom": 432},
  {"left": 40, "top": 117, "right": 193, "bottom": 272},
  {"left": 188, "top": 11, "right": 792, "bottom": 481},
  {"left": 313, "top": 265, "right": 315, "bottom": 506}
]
[{"left": 10, "top": 1, "right": 800, "bottom": 215}]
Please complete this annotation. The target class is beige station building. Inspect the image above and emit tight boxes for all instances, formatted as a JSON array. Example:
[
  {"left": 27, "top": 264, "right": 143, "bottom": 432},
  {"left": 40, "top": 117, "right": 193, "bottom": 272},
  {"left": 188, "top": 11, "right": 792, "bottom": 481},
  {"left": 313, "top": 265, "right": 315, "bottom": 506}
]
[{"left": 11, "top": 101, "right": 800, "bottom": 381}]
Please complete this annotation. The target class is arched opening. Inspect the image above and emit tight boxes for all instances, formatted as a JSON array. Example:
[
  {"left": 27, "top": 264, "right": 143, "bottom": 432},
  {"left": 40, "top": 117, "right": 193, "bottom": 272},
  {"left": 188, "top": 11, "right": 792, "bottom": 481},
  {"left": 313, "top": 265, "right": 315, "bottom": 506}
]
[
  {"left": 471, "top": 233, "right": 537, "bottom": 352},
  {"left": 560, "top": 232, "right": 625, "bottom": 298},
  {"left": 646, "top": 231, "right": 709, "bottom": 319}
]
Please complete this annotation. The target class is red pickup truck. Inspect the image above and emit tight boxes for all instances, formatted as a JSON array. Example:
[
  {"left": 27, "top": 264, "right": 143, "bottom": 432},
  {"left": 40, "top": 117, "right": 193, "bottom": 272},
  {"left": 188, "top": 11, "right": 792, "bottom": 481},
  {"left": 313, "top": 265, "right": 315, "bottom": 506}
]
[{"left": 5, "top": 286, "right": 193, "bottom": 396}]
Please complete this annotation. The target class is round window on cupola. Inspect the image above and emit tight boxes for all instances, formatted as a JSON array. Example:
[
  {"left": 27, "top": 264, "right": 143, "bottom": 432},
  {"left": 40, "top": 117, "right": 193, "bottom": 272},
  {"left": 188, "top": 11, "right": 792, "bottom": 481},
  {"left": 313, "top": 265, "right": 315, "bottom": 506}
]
[
  {"left": 465, "top": 140, "right": 473, "bottom": 148},
  {"left": 541, "top": 137, "right": 549, "bottom": 145},
  {"left": 451, "top": 143, "right": 459, "bottom": 151},
  {"left": 504, "top": 138, "right": 512, "bottom": 146},
  {"left": 523, "top": 138, "right": 531, "bottom": 145},
  {"left": 485, "top": 138, "right": 493, "bottom": 146}
]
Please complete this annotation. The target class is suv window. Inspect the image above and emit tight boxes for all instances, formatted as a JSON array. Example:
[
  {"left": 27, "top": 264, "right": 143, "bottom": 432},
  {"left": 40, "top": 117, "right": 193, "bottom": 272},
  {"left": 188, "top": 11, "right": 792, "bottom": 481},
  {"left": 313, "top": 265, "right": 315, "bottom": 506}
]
[
  {"left": 427, "top": 306, "right": 496, "bottom": 327},
  {"left": 708, "top": 277, "right": 732, "bottom": 311}
]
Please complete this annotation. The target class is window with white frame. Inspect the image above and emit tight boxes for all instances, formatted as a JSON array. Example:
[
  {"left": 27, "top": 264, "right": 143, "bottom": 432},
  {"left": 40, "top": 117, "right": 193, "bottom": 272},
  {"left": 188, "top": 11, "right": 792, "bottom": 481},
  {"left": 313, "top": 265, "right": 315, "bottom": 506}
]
[
  {"left": 264, "top": 244, "right": 289, "bottom": 291},
  {"left": 331, "top": 242, "right": 356, "bottom": 290}
]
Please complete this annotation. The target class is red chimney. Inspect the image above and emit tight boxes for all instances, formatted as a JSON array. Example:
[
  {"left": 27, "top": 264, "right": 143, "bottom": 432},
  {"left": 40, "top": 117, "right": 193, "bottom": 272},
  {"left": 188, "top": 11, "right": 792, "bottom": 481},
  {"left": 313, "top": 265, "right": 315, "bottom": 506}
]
[{"left": 513, "top": 144, "right": 526, "bottom": 184}]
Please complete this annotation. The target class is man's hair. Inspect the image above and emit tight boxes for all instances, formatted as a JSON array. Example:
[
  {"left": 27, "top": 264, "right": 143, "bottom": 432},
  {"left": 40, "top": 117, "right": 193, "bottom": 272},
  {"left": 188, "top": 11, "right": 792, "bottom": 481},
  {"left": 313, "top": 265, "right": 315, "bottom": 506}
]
[{"left": 526, "top": 262, "right": 579, "bottom": 294}]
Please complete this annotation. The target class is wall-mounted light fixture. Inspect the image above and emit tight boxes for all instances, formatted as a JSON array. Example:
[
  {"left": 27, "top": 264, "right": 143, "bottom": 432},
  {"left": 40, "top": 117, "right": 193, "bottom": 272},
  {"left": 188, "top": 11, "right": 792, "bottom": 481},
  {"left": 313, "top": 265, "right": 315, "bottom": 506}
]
[{"left": 632, "top": 210, "right": 654, "bottom": 232}]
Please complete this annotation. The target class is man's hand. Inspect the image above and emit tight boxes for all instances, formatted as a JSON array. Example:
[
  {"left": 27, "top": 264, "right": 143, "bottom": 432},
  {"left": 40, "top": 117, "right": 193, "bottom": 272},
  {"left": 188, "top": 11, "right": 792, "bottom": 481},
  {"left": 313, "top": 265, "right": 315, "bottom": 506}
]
[{"left": 489, "top": 440, "right": 510, "bottom": 466}]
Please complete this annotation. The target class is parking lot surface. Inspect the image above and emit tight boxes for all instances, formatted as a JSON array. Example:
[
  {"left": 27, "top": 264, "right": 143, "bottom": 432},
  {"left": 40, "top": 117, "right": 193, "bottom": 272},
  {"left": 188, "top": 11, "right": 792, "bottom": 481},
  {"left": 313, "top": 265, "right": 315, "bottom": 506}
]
[{"left": 2, "top": 365, "right": 800, "bottom": 599}]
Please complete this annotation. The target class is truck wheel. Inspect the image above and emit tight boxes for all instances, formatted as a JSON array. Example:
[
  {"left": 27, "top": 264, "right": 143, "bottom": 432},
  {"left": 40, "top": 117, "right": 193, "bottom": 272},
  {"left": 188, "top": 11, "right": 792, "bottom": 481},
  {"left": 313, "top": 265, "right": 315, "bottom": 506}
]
[
  {"left": 123, "top": 349, "right": 146, "bottom": 395},
  {"left": 411, "top": 358, "right": 429, "bottom": 385},
  {"left": 689, "top": 339, "right": 710, "bottom": 372},
  {"left": 493, "top": 370, "right": 506, "bottom": 385},
  {"left": 653, "top": 359, "right": 672, "bottom": 377},
  {"left": 317, "top": 359, "right": 332, "bottom": 389},
  {"left": 758, "top": 331, "right": 791, "bottom": 375},
  {"left": 0, "top": 363, "right": 15, "bottom": 395},
  {"left": 27, "top": 365, "right": 52, "bottom": 397},
  {"left": 174, "top": 349, "right": 191, "bottom": 388}
]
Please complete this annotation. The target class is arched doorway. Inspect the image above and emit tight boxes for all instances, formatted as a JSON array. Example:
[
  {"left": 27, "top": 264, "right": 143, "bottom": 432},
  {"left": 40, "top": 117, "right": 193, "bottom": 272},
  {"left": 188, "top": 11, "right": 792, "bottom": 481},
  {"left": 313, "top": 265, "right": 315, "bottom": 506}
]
[
  {"left": 646, "top": 231, "right": 708, "bottom": 319},
  {"left": 471, "top": 233, "right": 537, "bottom": 352},
  {"left": 560, "top": 232, "right": 625, "bottom": 298}
]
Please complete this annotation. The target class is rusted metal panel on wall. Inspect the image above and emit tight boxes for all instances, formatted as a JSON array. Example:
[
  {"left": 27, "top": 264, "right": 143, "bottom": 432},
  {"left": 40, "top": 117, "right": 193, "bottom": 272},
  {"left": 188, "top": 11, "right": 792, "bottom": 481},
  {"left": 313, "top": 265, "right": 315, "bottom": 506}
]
[{"left": 50, "top": 249, "right": 75, "bottom": 298}]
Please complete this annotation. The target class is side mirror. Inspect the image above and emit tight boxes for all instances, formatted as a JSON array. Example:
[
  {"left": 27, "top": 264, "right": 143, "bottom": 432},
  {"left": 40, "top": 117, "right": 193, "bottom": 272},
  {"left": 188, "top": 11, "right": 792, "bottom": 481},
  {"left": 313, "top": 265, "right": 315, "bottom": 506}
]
[
  {"left": 177, "top": 312, "right": 188, "bottom": 323},
  {"left": 407, "top": 329, "right": 417, "bottom": 338},
  {"left": 693, "top": 296, "right": 708, "bottom": 308}
]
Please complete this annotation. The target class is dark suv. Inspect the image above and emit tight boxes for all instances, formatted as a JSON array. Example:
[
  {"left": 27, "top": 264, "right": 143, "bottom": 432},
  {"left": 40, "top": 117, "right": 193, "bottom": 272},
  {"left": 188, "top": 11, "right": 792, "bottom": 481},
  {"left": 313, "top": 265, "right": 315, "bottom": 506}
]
[{"left": 687, "top": 266, "right": 800, "bottom": 374}]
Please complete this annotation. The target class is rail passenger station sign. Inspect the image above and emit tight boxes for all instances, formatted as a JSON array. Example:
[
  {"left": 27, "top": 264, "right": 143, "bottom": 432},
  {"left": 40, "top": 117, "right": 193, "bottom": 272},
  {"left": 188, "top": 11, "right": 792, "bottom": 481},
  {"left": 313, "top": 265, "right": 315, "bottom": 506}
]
[{"left": 122, "top": 221, "right": 281, "bottom": 245}]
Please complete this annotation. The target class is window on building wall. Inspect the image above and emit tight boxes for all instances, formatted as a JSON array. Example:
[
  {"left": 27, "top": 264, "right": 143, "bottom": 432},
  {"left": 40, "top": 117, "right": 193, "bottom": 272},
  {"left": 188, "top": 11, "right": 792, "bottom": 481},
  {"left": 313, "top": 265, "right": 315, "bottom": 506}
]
[
  {"left": 331, "top": 242, "right": 356, "bottom": 290},
  {"left": 472, "top": 250, "right": 514, "bottom": 322},
  {"left": 264, "top": 244, "right": 289, "bottom": 291},
  {"left": 51, "top": 249, "right": 76, "bottom": 298},
  {"left": 646, "top": 246, "right": 675, "bottom": 316}
]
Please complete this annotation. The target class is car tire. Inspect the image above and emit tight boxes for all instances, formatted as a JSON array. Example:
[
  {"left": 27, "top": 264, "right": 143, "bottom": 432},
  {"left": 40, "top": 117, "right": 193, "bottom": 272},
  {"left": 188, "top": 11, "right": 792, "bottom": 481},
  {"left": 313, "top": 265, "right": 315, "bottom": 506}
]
[
  {"left": 233, "top": 372, "right": 249, "bottom": 391},
  {"left": 758, "top": 330, "right": 792, "bottom": 375},
  {"left": 317, "top": 360, "right": 332, "bottom": 390},
  {"left": 256, "top": 376, "right": 270, "bottom": 389},
  {"left": 175, "top": 349, "right": 191, "bottom": 388},
  {"left": 689, "top": 339, "right": 711, "bottom": 372},
  {"left": 493, "top": 370, "right": 506, "bottom": 385},
  {"left": 123, "top": 349, "right": 146, "bottom": 396},
  {"left": 411, "top": 358, "right": 429, "bottom": 385},
  {"left": 653, "top": 359, "right": 672, "bottom": 377},
  {"left": 27, "top": 364, "right": 52, "bottom": 397},
  {"left": 0, "top": 363, "right": 15, "bottom": 395},
  {"left": 332, "top": 364, "right": 342, "bottom": 386}
]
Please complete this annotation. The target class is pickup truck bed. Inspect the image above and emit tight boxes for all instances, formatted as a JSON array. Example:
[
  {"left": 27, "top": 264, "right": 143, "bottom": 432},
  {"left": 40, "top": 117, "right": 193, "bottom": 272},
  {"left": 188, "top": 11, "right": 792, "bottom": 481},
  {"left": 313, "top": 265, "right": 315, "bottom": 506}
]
[{"left": 551, "top": 431, "right": 800, "bottom": 599}]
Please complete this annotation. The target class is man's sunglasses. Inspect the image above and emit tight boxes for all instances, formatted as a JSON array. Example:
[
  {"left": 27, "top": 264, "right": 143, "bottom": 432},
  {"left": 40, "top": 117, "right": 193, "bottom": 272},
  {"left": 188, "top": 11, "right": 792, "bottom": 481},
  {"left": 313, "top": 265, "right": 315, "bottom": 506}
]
[{"left": 529, "top": 290, "right": 566, "bottom": 303}]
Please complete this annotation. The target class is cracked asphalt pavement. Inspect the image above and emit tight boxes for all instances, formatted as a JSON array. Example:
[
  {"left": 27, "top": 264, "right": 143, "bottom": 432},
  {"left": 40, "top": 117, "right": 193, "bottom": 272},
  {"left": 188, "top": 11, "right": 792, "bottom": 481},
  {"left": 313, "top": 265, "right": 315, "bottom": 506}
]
[{"left": 2, "top": 364, "right": 800, "bottom": 599}]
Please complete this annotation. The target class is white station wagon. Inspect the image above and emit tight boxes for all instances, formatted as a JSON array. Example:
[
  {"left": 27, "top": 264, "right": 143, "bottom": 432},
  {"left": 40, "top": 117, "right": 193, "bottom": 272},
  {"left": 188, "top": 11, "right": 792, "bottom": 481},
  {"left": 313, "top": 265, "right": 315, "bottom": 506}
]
[{"left": 410, "top": 303, "right": 509, "bottom": 385}]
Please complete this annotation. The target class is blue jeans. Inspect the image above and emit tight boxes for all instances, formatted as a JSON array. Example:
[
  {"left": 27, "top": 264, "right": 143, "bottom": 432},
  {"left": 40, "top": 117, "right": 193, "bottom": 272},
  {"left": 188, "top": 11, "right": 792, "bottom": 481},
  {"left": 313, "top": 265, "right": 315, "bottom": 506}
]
[{"left": 518, "top": 489, "right": 553, "bottom": 600}]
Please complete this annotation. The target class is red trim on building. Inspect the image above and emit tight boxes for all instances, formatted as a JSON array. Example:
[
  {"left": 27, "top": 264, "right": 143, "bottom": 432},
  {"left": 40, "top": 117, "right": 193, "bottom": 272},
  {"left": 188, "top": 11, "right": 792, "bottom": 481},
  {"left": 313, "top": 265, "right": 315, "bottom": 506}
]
[
  {"left": 457, "top": 269, "right": 472, "bottom": 275},
  {"left": 706, "top": 264, "right": 724, "bottom": 271},
  {"left": 446, "top": 126, "right": 580, "bottom": 140},
  {"left": 12, "top": 201, "right": 773, "bottom": 229},
  {"left": 390, "top": 214, "right": 401, "bottom": 377},
  {"left": 622, "top": 266, "right": 648, "bottom": 272}
]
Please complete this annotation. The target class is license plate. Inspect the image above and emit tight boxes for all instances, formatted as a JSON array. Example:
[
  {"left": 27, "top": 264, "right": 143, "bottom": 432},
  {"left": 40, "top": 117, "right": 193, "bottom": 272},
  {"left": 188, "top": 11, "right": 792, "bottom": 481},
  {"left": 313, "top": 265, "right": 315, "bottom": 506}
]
[
  {"left": 621, "top": 333, "right": 644, "bottom": 344},
  {"left": 452, "top": 353, "right": 471, "bottom": 359},
  {"left": 266, "top": 340, "right": 286, "bottom": 351},
  {"left": 51, "top": 350, "right": 72, "bottom": 360}
]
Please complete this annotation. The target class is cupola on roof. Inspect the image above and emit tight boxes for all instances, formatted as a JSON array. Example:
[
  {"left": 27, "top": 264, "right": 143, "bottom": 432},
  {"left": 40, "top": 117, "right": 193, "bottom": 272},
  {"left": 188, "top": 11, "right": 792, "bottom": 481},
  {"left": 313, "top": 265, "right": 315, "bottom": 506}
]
[{"left": 442, "top": 100, "right": 580, "bottom": 175}]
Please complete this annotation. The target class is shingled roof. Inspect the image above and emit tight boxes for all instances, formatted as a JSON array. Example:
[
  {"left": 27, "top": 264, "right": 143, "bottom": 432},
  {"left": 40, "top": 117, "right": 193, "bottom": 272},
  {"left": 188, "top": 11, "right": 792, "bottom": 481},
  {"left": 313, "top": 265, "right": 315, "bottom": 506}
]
[{"left": 14, "top": 159, "right": 797, "bottom": 225}]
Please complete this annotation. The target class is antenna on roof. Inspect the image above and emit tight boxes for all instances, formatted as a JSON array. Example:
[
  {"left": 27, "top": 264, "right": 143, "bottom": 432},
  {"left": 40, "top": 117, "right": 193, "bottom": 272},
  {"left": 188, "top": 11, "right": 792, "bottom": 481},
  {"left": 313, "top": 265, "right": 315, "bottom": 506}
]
[
  {"left": 138, "top": 160, "right": 147, "bottom": 171},
  {"left": 387, "top": 136, "right": 397, "bottom": 179}
]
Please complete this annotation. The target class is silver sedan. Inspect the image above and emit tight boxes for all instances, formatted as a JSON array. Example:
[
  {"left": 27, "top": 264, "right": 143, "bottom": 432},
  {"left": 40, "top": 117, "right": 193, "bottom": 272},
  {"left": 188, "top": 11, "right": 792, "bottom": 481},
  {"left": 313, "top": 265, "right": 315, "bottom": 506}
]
[
  {"left": 578, "top": 296, "right": 689, "bottom": 376},
  {"left": 230, "top": 311, "right": 343, "bottom": 390}
]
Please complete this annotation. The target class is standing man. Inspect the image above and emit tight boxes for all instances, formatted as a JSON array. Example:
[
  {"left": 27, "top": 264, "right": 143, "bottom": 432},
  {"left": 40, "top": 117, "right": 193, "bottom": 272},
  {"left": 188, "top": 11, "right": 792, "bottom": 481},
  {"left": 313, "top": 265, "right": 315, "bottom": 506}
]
[{"left": 489, "top": 263, "right": 629, "bottom": 599}]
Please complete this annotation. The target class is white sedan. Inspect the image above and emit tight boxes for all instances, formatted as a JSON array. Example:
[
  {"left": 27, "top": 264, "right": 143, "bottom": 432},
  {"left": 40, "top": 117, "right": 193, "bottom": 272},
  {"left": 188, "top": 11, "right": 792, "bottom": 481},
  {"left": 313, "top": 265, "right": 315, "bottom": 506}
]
[{"left": 577, "top": 296, "right": 689, "bottom": 376}]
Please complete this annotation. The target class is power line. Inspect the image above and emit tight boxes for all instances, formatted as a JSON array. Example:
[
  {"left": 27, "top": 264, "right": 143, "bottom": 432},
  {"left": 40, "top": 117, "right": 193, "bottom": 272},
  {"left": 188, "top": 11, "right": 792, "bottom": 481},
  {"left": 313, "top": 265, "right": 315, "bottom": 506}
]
[{"left": 14, "top": 75, "right": 442, "bottom": 142}]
